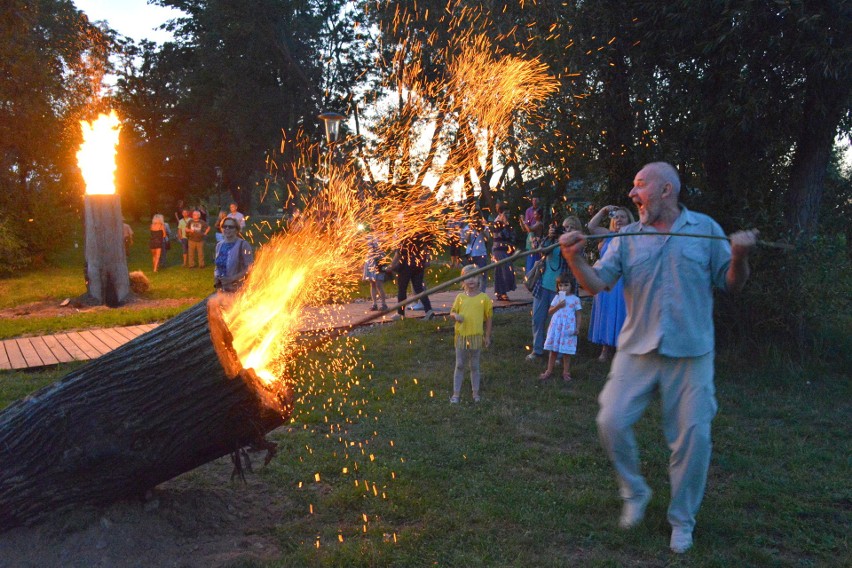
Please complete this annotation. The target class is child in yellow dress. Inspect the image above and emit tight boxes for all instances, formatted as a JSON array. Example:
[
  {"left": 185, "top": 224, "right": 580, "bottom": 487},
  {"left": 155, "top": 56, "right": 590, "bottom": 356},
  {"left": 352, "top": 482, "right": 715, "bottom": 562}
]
[{"left": 449, "top": 264, "right": 493, "bottom": 403}]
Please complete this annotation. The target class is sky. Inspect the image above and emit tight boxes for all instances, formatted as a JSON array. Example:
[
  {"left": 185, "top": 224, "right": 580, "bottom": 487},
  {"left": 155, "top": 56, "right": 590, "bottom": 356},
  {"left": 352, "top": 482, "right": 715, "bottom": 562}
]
[{"left": 74, "top": 0, "right": 181, "bottom": 44}]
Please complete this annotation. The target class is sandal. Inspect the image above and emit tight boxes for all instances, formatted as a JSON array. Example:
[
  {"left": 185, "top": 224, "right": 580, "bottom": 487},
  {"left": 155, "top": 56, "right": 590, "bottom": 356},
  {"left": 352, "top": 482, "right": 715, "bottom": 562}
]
[
  {"left": 562, "top": 373, "right": 572, "bottom": 382},
  {"left": 538, "top": 371, "right": 552, "bottom": 381}
]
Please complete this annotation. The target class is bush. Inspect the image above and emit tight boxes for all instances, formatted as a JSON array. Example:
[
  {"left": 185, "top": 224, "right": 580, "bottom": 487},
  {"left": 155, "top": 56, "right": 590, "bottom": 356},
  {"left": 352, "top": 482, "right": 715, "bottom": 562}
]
[
  {"left": 716, "top": 232, "right": 852, "bottom": 366},
  {"left": 0, "top": 217, "right": 31, "bottom": 276}
]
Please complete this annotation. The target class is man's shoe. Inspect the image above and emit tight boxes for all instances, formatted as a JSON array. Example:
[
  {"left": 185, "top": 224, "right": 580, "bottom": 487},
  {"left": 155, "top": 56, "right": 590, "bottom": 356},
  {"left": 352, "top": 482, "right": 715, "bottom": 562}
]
[
  {"left": 618, "top": 489, "right": 652, "bottom": 529},
  {"left": 670, "top": 528, "right": 693, "bottom": 554},
  {"left": 423, "top": 310, "right": 435, "bottom": 320},
  {"left": 525, "top": 352, "right": 542, "bottom": 362}
]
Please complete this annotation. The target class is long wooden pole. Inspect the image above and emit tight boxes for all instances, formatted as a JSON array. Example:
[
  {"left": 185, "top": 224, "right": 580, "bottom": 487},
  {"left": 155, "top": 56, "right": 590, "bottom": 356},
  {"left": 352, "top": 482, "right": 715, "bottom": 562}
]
[{"left": 296, "top": 230, "right": 792, "bottom": 352}]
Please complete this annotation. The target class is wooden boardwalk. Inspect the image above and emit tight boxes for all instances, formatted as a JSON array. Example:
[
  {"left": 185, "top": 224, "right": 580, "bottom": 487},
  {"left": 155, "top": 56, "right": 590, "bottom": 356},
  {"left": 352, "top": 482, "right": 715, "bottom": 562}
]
[
  {"left": 0, "top": 287, "right": 535, "bottom": 371},
  {"left": 0, "top": 324, "right": 159, "bottom": 371}
]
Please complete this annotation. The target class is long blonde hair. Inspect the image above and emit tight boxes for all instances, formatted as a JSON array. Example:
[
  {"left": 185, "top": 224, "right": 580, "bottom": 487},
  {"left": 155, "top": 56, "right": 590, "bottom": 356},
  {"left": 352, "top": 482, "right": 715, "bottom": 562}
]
[
  {"left": 609, "top": 207, "right": 635, "bottom": 231},
  {"left": 151, "top": 214, "right": 165, "bottom": 230}
]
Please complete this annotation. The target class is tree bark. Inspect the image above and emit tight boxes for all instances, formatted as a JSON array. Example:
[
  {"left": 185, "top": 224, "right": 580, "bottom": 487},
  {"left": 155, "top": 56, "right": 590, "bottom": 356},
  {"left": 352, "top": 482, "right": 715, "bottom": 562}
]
[
  {"left": 784, "top": 70, "right": 850, "bottom": 238},
  {"left": 84, "top": 195, "right": 130, "bottom": 306},
  {"left": 0, "top": 296, "right": 294, "bottom": 532}
]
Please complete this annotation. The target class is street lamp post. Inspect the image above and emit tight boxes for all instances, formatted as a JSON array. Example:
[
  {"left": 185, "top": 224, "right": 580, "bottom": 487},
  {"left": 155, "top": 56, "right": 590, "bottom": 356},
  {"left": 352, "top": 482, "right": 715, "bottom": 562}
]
[
  {"left": 317, "top": 111, "right": 347, "bottom": 147},
  {"left": 317, "top": 112, "right": 347, "bottom": 173}
]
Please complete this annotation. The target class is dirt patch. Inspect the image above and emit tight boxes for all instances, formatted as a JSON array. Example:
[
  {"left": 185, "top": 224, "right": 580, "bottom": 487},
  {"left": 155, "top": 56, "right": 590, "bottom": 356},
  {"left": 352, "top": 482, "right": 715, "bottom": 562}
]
[
  {"left": 0, "top": 443, "right": 294, "bottom": 568},
  {"left": 0, "top": 297, "right": 197, "bottom": 322}
]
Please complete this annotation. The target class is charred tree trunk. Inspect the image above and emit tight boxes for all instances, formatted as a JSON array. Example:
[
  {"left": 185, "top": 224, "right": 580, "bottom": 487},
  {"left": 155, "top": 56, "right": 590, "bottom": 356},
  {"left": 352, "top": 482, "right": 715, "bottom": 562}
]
[
  {"left": 0, "top": 296, "right": 294, "bottom": 531},
  {"left": 84, "top": 194, "right": 130, "bottom": 306}
]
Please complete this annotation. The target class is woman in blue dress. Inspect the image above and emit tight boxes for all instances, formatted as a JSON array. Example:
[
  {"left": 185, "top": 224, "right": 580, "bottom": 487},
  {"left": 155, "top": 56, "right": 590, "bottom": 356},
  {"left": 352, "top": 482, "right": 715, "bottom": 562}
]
[{"left": 586, "top": 205, "right": 634, "bottom": 362}]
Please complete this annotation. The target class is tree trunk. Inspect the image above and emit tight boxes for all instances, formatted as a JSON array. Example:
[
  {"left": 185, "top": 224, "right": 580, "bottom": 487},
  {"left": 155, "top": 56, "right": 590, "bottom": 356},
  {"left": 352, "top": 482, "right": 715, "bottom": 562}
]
[
  {"left": 84, "top": 195, "right": 130, "bottom": 306},
  {"left": 0, "top": 296, "right": 294, "bottom": 532},
  {"left": 784, "top": 70, "right": 850, "bottom": 239}
]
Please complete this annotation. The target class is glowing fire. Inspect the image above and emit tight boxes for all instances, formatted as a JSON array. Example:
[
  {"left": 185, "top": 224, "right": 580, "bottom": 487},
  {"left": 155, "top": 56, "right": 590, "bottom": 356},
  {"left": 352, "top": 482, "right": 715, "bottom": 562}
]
[
  {"left": 220, "top": 7, "right": 557, "bottom": 389},
  {"left": 77, "top": 112, "right": 121, "bottom": 195},
  {"left": 222, "top": 169, "right": 459, "bottom": 388}
]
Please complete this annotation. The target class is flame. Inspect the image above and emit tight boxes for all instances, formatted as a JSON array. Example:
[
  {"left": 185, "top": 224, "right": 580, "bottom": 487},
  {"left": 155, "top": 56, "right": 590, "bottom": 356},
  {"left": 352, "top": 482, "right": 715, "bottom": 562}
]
[
  {"left": 77, "top": 112, "right": 121, "bottom": 195},
  {"left": 221, "top": 167, "right": 461, "bottom": 388},
  {"left": 220, "top": 5, "right": 558, "bottom": 389},
  {"left": 223, "top": 171, "right": 374, "bottom": 386}
]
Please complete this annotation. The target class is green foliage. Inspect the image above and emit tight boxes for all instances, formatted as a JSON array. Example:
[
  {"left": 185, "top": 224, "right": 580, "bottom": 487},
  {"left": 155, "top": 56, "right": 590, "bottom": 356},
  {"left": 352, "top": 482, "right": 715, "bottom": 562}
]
[
  {"left": 717, "top": 233, "right": 852, "bottom": 364},
  {"left": 115, "top": 0, "right": 369, "bottom": 211},
  {"left": 0, "top": 0, "right": 110, "bottom": 262},
  {"left": 0, "top": 217, "right": 30, "bottom": 275}
]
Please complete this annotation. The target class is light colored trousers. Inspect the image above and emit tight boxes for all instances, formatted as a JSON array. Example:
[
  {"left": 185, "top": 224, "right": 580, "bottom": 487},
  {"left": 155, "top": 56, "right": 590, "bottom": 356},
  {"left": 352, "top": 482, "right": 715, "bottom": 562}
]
[
  {"left": 188, "top": 240, "right": 205, "bottom": 267},
  {"left": 453, "top": 347, "right": 482, "bottom": 395},
  {"left": 597, "top": 350, "right": 717, "bottom": 532}
]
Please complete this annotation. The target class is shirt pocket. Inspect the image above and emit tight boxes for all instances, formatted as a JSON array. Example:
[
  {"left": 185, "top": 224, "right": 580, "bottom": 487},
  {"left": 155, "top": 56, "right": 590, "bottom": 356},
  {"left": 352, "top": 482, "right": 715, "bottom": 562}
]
[
  {"left": 682, "top": 242, "right": 709, "bottom": 266},
  {"left": 623, "top": 249, "right": 654, "bottom": 285},
  {"left": 680, "top": 241, "right": 712, "bottom": 287}
]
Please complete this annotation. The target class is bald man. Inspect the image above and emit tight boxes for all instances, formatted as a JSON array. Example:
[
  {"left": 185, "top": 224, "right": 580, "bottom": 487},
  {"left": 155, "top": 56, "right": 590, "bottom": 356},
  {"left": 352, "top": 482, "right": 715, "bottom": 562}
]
[{"left": 559, "top": 162, "right": 757, "bottom": 554}]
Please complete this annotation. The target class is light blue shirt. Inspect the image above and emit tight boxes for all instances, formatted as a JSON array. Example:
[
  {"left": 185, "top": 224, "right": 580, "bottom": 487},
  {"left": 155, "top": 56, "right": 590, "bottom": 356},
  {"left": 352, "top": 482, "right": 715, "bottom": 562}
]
[
  {"left": 594, "top": 206, "right": 731, "bottom": 357},
  {"left": 541, "top": 244, "right": 564, "bottom": 292},
  {"left": 462, "top": 225, "right": 488, "bottom": 257}
]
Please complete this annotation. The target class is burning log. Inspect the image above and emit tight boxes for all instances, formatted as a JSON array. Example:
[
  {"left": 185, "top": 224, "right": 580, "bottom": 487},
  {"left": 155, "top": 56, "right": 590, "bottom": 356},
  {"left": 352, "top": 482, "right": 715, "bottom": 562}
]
[
  {"left": 77, "top": 112, "right": 130, "bottom": 306},
  {"left": 0, "top": 295, "right": 293, "bottom": 532},
  {"left": 84, "top": 194, "right": 130, "bottom": 306}
]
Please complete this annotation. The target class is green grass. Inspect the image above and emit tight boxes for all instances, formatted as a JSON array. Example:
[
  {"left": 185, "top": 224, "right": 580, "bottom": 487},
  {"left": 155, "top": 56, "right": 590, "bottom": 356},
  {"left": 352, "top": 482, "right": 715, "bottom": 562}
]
[
  {"left": 6, "top": 311, "right": 842, "bottom": 566},
  {"left": 0, "top": 221, "right": 214, "bottom": 338},
  {"left": 278, "top": 312, "right": 849, "bottom": 566},
  {"left": 0, "top": 220, "right": 462, "bottom": 339},
  {"left": 4, "top": 224, "right": 847, "bottom": 565}
]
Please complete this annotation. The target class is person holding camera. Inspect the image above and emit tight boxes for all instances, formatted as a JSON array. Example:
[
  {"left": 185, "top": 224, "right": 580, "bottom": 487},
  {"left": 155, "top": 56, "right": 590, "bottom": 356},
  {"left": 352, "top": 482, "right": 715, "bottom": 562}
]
[{"left": 586, "top": 205, "right": 634, "bottom": 362}]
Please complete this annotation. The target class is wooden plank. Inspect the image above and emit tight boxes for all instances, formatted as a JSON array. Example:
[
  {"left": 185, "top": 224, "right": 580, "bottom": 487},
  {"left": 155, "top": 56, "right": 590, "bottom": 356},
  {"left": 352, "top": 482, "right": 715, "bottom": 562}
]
[
  {"left": 54, "top": 334, "right": 91, "bottom": 361},
  {"left": 111, "top": 327, "right": 138, "bottom": 342},
  {"left": 76, "top": 330, "right": 112, "bottom": 355},
  {"left": 138, "top": 323, "right": 159, "bottom": 333},
  {"left": 5, "top": 340, "right": 29, "bottom": 369},
  {"left": 40, "top": 334, "right": 76, "bottom": 364},
  {"left": 90, "top": 328, "right": 125, "bottom": 350},
  {"left": 29, "top": 336, "right": 60, "bottom": 366},
  {"left": 0, "top": 342, "right": 11, "bottom": 370},
  {"left": 122, "top": 325, "right": 149, "bottom": 338},
  {"left": 14, "top": 338, "right": 44, "bottom": 368},
  {"left": 64, "top": 332, "right": 103, "bottom": 359}
]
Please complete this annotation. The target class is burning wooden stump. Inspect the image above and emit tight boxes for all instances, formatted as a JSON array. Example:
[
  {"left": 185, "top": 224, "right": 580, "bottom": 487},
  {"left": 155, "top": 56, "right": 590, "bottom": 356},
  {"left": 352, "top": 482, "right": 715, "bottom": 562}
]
[
  {"left": 77, "top": 112, "right": 131, "bottom": 306},
  {"left": 0, "top": 295, "right": 294, "bottom": 531},
  {"left": 84, "top": 194, "right": 131, "bottom": 306}
]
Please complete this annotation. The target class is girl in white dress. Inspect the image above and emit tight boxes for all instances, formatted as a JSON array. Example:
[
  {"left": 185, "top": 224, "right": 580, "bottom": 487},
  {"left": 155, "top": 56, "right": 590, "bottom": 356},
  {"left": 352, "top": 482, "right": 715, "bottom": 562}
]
[{"left": 540, "top": 274, "right": 582, "bottom": 381}]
